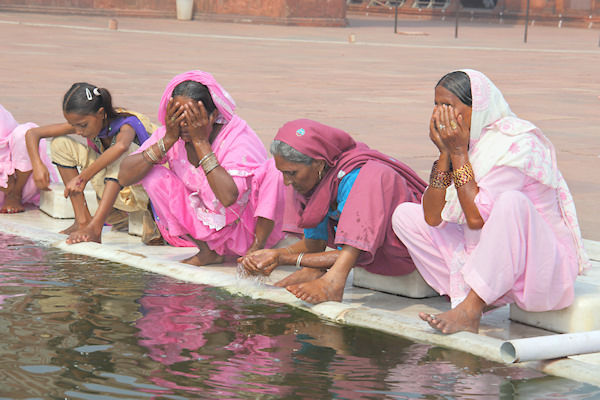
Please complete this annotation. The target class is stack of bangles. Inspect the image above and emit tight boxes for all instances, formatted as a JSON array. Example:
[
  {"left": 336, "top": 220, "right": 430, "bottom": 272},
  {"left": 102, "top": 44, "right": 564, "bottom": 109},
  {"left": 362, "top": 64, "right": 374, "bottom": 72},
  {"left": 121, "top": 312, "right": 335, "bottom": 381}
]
[
  {"left": 429, "top": 160, "right": 475, "bottom": 189},
  {"left": 199, "top": 152, "right": 220, "bottom": 175},
  {"left": 143, "top": 138, "right": 167, "bottom": 165}
]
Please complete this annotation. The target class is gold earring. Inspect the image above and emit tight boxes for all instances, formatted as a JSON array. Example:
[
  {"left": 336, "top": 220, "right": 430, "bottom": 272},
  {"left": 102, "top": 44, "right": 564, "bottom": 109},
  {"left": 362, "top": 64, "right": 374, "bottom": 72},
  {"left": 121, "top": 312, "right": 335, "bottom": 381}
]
[{"left": 318, "top": 168, "right": 322, "bottom": 180}]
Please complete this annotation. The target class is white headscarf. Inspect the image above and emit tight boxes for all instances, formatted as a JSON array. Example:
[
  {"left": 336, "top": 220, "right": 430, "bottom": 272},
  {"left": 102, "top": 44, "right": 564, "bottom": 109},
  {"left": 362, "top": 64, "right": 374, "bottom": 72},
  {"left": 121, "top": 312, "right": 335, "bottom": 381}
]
[{"left": 441, "top": 69, "right": 590, "bottom": 274}]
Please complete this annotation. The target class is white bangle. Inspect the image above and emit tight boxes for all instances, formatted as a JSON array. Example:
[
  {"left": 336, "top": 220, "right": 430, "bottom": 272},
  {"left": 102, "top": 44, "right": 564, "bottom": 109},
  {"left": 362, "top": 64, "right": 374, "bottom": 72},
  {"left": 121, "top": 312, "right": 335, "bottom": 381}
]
[{"left": 296, "top": 252, "right": 305, "bottom": 270}]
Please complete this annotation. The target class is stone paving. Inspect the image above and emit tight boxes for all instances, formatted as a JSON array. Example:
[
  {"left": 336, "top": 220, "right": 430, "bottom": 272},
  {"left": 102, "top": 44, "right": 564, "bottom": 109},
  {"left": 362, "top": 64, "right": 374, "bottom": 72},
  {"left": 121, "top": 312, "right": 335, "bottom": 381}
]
[
  {"left": 0, "top": 10, "right": 598, "bottom": 240},
  {"left": 0, "top": 10, "right": 599, "bottom": 387}
]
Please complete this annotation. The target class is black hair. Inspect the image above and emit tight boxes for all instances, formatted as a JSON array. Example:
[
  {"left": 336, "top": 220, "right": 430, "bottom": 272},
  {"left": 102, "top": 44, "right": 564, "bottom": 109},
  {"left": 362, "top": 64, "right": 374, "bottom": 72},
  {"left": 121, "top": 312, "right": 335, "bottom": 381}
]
[
  {"left": 62, "top": 82, "right": 124, "bottom": 120},
  {"left": 436, "top": 71, "right": 472, "bottom": 107},
  {"left": 172, "top": 80, "right": 217, "bottom": 115}
]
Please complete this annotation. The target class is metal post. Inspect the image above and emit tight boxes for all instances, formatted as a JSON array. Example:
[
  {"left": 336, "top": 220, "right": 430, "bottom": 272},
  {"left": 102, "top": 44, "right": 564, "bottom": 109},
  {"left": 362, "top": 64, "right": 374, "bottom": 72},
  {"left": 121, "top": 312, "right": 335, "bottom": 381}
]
[
  {"left": 395, "top": 1, "right": 399, "bottom": 33},
  {"left": 524, "top": 0, "right": 530, "bottom": 43},
  {"left": 455, "top": 0, "right": 460, "bottom": 38}
]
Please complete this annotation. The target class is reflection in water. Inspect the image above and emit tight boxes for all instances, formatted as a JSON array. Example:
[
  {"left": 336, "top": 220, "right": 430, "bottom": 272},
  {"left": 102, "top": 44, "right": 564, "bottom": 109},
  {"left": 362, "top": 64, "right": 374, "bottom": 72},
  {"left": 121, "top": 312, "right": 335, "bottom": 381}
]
[{"left": 0, "top": 232, "right": 598, "bottom": 399}]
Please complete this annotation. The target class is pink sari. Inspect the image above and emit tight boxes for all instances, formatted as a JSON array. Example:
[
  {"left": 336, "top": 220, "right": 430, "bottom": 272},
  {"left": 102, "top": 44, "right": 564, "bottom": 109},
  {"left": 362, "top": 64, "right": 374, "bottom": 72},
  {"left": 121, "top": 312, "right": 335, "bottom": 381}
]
[
  {"left": 136, "top": 71, "right": 284, "bottom": 256},
  {"left": 274, "top": 119, "right": 427, "bottom": 275},
  {"left": 0, "top": 105, "right": 57, "bottom": 207}
]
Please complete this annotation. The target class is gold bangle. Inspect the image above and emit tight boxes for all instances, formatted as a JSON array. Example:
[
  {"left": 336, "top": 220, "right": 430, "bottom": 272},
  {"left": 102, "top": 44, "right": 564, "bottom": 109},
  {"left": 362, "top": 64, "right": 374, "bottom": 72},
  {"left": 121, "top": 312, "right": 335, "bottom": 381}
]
[
  {"left": 157, "top": 138, "right": 167, "bottom": 157},
  {"left": 429, "top": 160, "right": 452, "bottom": 188},
  {"left": 201, "top": 153, "right": 219, "bottom": 175},
  {"left": 452, "top": 162, "right": 475, "bottom": 188},
  {"left": 144, "top": 146, "right": 159, "bottom": 164}
]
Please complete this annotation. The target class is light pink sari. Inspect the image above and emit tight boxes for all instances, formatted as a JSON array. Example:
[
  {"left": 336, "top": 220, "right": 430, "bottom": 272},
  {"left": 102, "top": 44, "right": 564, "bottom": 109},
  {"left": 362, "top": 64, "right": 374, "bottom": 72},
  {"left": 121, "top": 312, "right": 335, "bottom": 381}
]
[
  {"left": 136, "top": 71, "right": 285, "bottom": 256},
  {"left": 0, "top": 105, "right": 57, "bottom": 207}
]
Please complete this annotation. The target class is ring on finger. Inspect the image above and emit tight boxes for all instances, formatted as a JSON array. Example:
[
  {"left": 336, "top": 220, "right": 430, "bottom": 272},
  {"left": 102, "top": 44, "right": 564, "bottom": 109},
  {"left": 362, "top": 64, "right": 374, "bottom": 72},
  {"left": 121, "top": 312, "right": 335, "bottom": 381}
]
[
  {"left": 170, "top": 116, "right": 176, "bottom": 123},
  {"left": 438, "top": 124, "right": 446, "bottom": 130},
  {"left": 429, "top": 314, "right": 437, "bottom": 320},
  {"left": 450, "top": 120, "right": 458, "bottom": 130}
]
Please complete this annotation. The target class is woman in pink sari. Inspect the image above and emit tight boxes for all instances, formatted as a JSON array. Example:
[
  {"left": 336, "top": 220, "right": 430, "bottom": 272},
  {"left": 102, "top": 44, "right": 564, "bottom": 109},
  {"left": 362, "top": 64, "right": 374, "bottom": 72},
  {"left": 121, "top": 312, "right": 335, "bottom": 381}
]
[
  {"left": 119, "top": 71, "right": 285, "bottom": 266},
  {"left": 0, "top": 104, "right": 57, "bottom": 213},
  {"left": 240, "top": 119, "right": 426, "bottom": 304},
  {"left": 392, "top": 70, "right": 591, "bottom": 334}
]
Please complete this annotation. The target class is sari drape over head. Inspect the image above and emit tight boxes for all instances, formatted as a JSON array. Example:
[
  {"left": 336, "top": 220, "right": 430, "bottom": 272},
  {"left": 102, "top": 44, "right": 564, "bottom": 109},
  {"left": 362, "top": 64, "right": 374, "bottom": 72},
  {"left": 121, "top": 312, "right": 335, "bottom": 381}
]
[
  {"left": 274, "top": 119, "right": 427, "bottom": 274},
  {"left": 441, "top": 70, "right": 590, "bottom": 274},
  {"left": 136, "top": 71, "right": 284, "bottom": 255}
]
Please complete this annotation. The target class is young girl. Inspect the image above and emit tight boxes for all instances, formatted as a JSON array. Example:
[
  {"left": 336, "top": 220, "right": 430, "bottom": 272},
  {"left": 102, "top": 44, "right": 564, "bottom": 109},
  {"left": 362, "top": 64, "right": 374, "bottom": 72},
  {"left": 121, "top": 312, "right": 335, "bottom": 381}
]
[
  {"left": 26, "top": 83, "right": 157, "bottom": 244},
  {"left": 0, "top": 104, "right": 58, "bottom": 213}
]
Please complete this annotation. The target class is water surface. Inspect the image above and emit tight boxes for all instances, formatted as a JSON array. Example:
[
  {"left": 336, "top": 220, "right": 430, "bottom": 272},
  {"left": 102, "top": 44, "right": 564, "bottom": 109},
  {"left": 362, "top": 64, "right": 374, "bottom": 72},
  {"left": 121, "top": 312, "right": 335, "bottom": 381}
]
[{"left": 0, "top": 233, "right": 597, "bottom": 399}]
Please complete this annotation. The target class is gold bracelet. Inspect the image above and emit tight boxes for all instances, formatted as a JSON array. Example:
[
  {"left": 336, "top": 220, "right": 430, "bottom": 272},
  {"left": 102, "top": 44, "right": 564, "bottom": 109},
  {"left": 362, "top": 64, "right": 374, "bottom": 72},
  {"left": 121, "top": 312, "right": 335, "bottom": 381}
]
[
  {"left": 201, "top": 153, "right": 219, "bottom": 175},
  {"left": 157, "top": 138, "right": 167, "bottom": 157},
  {"left": 144, "top": 146, "right": 159, "bottom": 164},
  {"left": 142, "top": 150, "right": 155, "bottom": 164},
  {"left": 452, "top": 162, "right": 475, "bottom": 188},
  {"left": 429, "top": 160, "right": 452, "bottom": 188}
]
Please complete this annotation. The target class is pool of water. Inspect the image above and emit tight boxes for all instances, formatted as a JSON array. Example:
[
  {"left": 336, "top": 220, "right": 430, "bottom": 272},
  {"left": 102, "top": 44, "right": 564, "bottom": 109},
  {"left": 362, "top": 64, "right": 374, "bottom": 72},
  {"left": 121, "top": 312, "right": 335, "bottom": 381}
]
[{"left": 0, "top": 232, "right": 598, "bottom": 399}]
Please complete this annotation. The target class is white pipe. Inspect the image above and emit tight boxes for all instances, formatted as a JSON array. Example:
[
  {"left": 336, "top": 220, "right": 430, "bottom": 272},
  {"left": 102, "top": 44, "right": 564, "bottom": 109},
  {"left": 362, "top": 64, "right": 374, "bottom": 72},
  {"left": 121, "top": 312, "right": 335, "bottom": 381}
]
[{"left": 500, "top": 330, "right": 600, "bottom": 363}]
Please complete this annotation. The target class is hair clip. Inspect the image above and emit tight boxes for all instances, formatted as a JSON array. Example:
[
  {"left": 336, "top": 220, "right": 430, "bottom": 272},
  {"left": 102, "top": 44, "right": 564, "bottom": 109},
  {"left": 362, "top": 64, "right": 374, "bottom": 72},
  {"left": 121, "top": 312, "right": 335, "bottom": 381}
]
[
  {"left": 85, "top": 88, "right": 93, "bottom": 101},
  {"left": 93, "top": 87, "right": 101, "bottom": 96}
]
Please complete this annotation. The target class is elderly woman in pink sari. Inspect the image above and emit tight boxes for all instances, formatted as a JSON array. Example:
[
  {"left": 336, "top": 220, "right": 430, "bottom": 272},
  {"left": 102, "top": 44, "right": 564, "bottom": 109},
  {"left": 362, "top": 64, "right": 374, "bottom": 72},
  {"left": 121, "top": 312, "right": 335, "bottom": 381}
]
[
  {"left": 119, "top": 71, "right": 285, "bottom": 266},
  {"left": 239, "top": 119, "right": 426, "bottom": 304},
  {"left": 392, "top": 69, "right": 590, "bottom": 334},
  {"left": 0, "top": 104, "right": 57, "bottom": 213}
]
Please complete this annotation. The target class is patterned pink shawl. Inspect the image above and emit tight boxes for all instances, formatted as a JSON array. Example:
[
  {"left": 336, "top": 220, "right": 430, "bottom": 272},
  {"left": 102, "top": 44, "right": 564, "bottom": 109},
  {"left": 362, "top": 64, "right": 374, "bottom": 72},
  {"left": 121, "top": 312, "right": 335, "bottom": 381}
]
[
  {"left": 274, "top": 119, "right": 426, "bottom": 229},
  {"left": 441, "top": 69, "right": 590, "bottom": 273}
]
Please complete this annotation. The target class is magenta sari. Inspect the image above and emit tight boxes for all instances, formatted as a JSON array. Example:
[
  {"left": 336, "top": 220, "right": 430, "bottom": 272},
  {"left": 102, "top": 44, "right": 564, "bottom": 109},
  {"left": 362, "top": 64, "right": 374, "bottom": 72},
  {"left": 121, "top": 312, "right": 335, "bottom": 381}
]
[
  {"left": 136, "top": 71, "right": 285, "bottom": 256},
  {"left": 274, "top": 119, "right": 427, "bottom": 275}
]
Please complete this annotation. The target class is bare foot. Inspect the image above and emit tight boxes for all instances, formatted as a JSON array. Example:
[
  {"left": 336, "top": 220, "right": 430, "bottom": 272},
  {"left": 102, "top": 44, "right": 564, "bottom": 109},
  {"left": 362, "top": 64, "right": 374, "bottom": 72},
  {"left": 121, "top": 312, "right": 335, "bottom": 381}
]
[
  {"left": 182, "top": 250, "right": 225, "bottom": 266},
  {"left": 419, "top": 307, "right": 481, "bottom": 334},
  {"left": 274, "top": 267, "right": 325, "bottom": 287},
  {"left": 59, "top": 221, "right": 81, "bottom": 235},
  {"left": 286, "top": 274, "right": 345, "bottom": 304},
  {"left": 66, "top": 225, "right": 102, "bottom": 244},
  {"left": 0, "top": 194, "right": 25, "bottom": 214}
]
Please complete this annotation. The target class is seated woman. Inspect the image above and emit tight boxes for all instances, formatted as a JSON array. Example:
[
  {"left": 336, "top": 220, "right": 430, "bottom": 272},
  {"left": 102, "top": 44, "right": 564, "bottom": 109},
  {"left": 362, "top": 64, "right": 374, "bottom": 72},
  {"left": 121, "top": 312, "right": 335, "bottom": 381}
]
[
  {"left": 118, "top": 71, "right": 285, "bottom": 266},
  {"left": 26, "top": 83, "right": 156, "bottom": 244},
  {"left": 392, "top": 69, "right": 591, "bottom": 334},
  {"left": 239, "top": 119, "right": 427, "bottom": 304},
  {"left": 0, "top": 104, "right": 58, "bottom": 213}
]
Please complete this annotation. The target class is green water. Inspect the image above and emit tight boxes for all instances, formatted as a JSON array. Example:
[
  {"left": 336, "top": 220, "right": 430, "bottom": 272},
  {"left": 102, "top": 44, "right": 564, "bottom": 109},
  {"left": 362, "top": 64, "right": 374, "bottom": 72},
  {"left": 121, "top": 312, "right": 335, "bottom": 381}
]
[{"left": 0, "top": 233, "right": 597, "bottom": 399}]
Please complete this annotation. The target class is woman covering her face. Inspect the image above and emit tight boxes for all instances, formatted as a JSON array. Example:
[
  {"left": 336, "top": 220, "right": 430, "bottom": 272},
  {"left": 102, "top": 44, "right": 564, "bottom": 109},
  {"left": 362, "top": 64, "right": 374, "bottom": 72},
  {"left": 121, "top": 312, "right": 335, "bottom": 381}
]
[
  {"left": 240, "top": 119, "right": 427, "bottom": 304},
  {"left": 392, "top": 69, "right": 591, "bottom": 334},
  {"left": 119, "top": 71, "right": 285, "bottom": 266}
]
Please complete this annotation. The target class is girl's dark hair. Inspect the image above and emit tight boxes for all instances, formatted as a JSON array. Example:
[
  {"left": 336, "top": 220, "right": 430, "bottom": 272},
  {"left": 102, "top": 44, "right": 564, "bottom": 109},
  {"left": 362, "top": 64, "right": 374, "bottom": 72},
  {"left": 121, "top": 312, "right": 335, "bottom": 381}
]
[
  {"left": 436, "top": 71, "right": 472, "bottom": 107},
  {"left": 62, "top": 82, "right": 123, "bottom": 120},
  {"left": 172, "top": 80, "right": 217, "bottom": 115}
]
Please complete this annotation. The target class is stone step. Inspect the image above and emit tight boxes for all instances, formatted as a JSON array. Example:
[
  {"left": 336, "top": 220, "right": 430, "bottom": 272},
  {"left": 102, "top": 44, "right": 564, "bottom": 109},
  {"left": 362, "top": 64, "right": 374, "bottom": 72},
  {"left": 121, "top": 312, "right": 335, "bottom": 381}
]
[
  {"left": 353, "top": 267, "right": 438, "bottom": 298},
  {"left": 128, "top": 210, "right": 144, "bottom": 236},
  {"left": 39, "top": 182, "right": 99, "bottom": 219},
  {"left": 510, "top": 281, "right": 600, "bottom": 333}
]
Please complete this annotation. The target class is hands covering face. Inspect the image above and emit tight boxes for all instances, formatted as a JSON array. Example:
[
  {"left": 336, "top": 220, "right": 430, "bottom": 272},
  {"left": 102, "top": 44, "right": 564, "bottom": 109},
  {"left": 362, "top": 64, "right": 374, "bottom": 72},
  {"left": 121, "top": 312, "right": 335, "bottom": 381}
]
[
  {"left": 429, "top": 104, "right": 470, "bottom": 156},
  {"left": 164, "top": 97, "right": 216, "bottom": 143}
]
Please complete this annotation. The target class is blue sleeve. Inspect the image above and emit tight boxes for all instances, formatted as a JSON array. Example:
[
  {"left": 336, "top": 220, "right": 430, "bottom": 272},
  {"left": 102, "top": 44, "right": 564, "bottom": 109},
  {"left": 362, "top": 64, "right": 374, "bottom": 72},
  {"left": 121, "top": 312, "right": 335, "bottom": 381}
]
[
  {"left": 336, "top": 168, "right": 360, "bottom": 214},
  {"left": 304, "top": 217, "right": 329, "bottom": 241},
  {"left": 303, "top": 168, "right": 361, "bottom": 241}
]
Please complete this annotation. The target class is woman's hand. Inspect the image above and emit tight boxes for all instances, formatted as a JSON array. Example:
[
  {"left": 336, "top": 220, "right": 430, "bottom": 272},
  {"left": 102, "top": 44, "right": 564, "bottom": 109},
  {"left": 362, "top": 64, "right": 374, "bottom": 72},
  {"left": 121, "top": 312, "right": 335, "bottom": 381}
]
[
  {"left": 63, "top": 174, "right": 87, "bottom": 198},
  {"left": 164, "top": 97, "right": 186, "bottom": 142},
  {"left": 429, "top": 105, "right": 449, "bottom": 155},
  {"left": 238, "top": 249, "right": 281, "bottom": 277},
  {"left": 31, "top": 163, "right": 51, "bottom": 190},
  {"left": 436, "top": 105, "right": 470, "bottom": 156},
  {"left": 185, "top": 100, "right": 213, "bottom": 144}
]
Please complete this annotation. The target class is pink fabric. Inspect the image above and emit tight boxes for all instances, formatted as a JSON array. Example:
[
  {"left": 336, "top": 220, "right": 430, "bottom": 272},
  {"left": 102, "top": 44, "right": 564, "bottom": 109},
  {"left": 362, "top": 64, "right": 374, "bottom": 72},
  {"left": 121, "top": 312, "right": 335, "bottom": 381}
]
[
  {"left": 274, "top": 119, "right": 426, "bottom": 276},
  {"left": 442, "top": 70, "right": 590, "bottom": 273},
  {"left": 0, "top": 105, "right": 57, "bottom": 207},
  {"left": 393, "top": 166, "right": 579, "bottom": 310},
  {"left": 135, "top": 72, "right": 284, "bottom": 255},
  {"left": 274, "top": 119, "right": 426, "bottom": 229}
]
